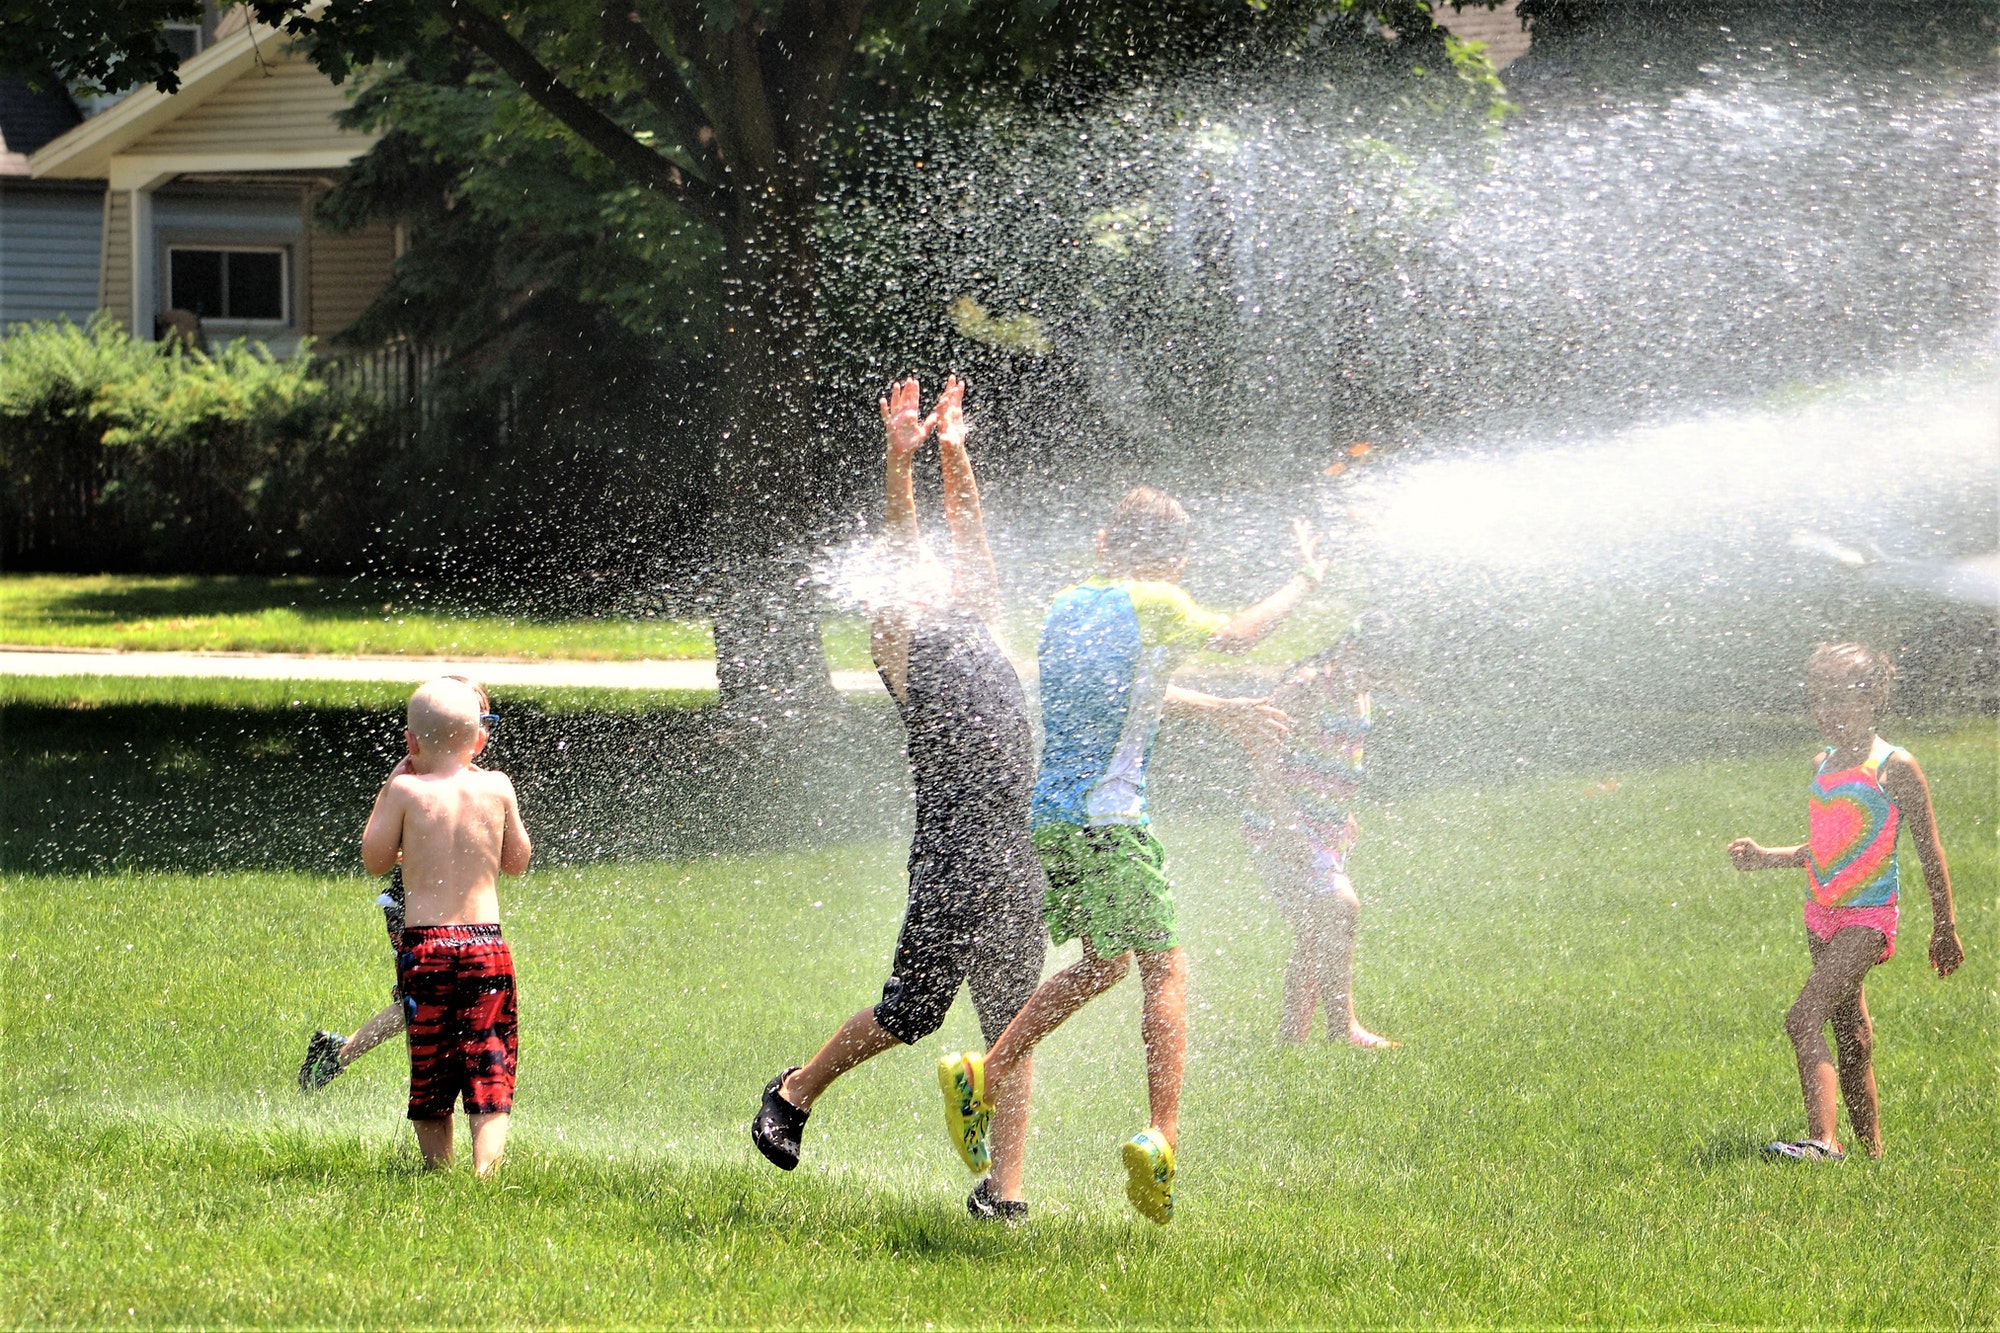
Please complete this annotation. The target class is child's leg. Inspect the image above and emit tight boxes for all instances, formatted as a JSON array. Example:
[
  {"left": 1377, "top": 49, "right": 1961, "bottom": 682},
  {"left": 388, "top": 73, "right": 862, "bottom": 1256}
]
[
  {"left": 782, "top": 1008, "right": 903, "bottom": 1110},
  {"left": 984, "top": 944, "right": 1131, "bottom": 1200},
  {"left": 469, "top": 1112, "right": 510, "bottom": 1176},
  {"left": 1135, "top": 946, "right": 1188, "bottom": 1145},
  {"left": 412, "top": 1116, "right": 453, "bottom": 1169},
  {"left": 987, "top": 944, "right": 1130, "bottom": 1079},
  {"left": 987, "top": 1055, "right": 1033, "bottom": 1201},
  {"left": 1784, "top": 928, "right": 1881, "bottom": 1151},
  {"left": 340, "top": 1001, "right": 407, "bottom": 1066},
  {"left": 1831, "top": 986, "right": 1881, "bottom": 1157},
  {"left": 1281, "top": 910, "right": 1325, "bottom": 1043},
  {"left": 1316, "top": 878, "right": 1394, "bottom": 1048}
]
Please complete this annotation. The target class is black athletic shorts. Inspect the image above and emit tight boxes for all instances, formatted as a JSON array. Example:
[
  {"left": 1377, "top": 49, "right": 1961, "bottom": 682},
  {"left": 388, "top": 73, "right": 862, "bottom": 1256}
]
[{"left": 872, "top": 831, "right": 1047, "bottom": 1047}]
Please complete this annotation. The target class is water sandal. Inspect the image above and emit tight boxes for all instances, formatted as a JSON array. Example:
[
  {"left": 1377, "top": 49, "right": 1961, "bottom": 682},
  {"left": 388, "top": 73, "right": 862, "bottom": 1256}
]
[
  {"left": 1763, "top": 1138, "right": 1845, "bottom": 1163},
  {"left": 937, "top": 1051, "right": 992, "bottom": 1173},
  {"left": 751, "top": 1067, "right": 809, "bottom": 1171},
  {"left": 1122, "top": 1127, "right": 1176, "bottom": 1224}
]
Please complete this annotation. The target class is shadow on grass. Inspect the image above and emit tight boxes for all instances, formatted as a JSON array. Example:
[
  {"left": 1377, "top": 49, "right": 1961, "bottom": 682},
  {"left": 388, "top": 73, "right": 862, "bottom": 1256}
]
[
  {"left": 0, "top": 696, "right": 911, "bottom": 873},
  {"left": 20, "top": 575, "right": 381, "bottom": 626},
  {"left": 1689, "top": 1130, "right": 1778, "bottom": 1168}
]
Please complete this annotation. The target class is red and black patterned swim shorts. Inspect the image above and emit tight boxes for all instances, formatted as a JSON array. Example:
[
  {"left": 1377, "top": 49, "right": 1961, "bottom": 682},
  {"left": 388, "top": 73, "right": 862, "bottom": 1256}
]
[{"left": 396, "top": 924, "right": 517, "bottom": 1119}]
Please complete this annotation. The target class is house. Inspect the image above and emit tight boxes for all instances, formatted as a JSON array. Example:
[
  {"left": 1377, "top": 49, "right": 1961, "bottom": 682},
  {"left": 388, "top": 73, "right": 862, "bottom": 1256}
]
[
  {"left": 16, "top": 9, "right": 397, "bottom": 353},
  {"left": 0, "top": 78, "right": 101, "bottom": 325}
]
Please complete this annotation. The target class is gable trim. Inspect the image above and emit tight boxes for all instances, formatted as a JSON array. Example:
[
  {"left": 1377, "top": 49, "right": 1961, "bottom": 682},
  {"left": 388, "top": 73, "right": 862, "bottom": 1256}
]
[{"left": 30, "top": 24, "right": 321, "bottom": 181}]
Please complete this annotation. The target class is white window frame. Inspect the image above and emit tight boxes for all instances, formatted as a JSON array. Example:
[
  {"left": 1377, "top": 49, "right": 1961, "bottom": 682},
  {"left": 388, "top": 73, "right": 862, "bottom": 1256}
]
[
  {"left": 164, "top": 243, "right": 293, "bottom": 328},
  {"left": 160, "top": 22, "right": 206, "bottom": 61}
]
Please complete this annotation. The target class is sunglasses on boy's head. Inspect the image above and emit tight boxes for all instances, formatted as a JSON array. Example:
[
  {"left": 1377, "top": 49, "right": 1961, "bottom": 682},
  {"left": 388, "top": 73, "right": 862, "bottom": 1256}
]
[{"left": 481, "top": 712, "right": 501, "bottom": 733}]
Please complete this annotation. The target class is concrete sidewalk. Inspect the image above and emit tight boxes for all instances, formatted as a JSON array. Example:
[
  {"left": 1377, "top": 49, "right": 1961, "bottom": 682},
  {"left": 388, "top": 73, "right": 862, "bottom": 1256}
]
[{"left": 0, "top": 647, "right": 885, "bottom": 695}]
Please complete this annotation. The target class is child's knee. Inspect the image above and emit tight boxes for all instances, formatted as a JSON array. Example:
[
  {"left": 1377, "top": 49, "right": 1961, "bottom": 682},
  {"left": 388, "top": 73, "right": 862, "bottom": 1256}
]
[{"left": 1783, "top": 999, "right": 1824, "bottom": 1044}]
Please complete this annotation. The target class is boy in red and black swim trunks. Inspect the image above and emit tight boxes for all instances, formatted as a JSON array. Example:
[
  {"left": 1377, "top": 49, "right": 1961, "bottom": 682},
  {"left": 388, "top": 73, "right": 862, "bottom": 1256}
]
[
  {"left": 300, "top": 679, "right": 501, "bottom": 1093},
  {"left": 361, "top": 677, "right": 534, "bottom": 1175}
]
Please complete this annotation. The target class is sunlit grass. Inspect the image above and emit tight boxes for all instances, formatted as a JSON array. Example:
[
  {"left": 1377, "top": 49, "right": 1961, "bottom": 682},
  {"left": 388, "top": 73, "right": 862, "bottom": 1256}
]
[
  {"left": 0, "top": 573, "right": 714, "bottom": 660},
  {"left": 0, "top": 572, "right": 1360, "bottom": 674},
  {"left": 3, "top": 727, "right": 1992, "bottom": 1325},
  {"left": 0, "top": 673, "right": 715, "bottom": 715}
]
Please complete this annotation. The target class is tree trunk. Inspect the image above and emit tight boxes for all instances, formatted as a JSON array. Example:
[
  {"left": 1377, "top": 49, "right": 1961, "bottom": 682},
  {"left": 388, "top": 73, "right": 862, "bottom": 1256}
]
[{"left": 706, "top": 186, "right": 841, "bottom": 721}]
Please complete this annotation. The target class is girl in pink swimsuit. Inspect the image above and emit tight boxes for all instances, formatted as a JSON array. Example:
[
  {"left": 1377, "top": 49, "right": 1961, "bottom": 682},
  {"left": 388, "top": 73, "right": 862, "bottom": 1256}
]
[{"left": 1728, "top": 643, "right": 1963, "bottom": 1162}]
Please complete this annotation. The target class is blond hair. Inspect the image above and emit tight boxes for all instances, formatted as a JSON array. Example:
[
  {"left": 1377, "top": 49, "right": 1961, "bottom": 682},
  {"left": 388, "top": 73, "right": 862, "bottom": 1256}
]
[{"left": 408, "top": 677, "right": 484, "bottom": 755}]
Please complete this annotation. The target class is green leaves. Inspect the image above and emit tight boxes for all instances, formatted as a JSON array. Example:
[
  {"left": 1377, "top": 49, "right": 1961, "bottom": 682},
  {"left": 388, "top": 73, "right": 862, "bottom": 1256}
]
[
  {"left": 0, "top": 318, "right": 389, "bottom": 573},
  {"left": 0, "top": 0, "right": 203, "bottom": 94}
]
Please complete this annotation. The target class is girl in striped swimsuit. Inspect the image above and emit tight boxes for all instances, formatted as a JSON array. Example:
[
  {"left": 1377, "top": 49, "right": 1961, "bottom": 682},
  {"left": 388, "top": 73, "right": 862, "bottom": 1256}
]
[
  {"left": 1241, "top": 623, "right": 1398, "bottom": 1048},
  {"left": 1728, "top": 642, "right": 1962, "bottom": 1161}
]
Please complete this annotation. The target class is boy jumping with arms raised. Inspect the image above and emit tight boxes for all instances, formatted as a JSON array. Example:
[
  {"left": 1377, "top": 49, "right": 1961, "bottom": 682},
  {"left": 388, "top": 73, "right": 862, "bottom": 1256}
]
[
  {"left": 941, "top": 490, "right": 1324, "bottom": 1222},
  {"left": 362, "top": 677, "right": 533, "bottom": 1175},
  {"left": 751, "top": 377, "right": 1047, "bottom": 1218},
  {"left": 1728, "top": 642, "right": 1961, "bottom": 1161}
]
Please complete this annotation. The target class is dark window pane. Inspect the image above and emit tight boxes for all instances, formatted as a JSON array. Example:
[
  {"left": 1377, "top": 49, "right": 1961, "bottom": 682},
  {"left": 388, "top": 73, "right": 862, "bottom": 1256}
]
[
  {"left": 224, "top": 251, "right": 284, "bottom": 321},
  {"left": 170, "top": 249, "right": 225, "bottom": 318},
  {"left": 162, "top": 25, "right": 201, "bottom": 61}
]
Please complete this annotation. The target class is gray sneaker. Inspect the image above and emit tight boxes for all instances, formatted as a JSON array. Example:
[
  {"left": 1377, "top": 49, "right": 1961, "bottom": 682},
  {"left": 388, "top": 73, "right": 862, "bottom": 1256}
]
[
  {"left": 298, "top": 1030, "right": 346, "bottom": 1092},
  {"left": 966, "top": 1177, "right": 1028, "bottom": 1222}
]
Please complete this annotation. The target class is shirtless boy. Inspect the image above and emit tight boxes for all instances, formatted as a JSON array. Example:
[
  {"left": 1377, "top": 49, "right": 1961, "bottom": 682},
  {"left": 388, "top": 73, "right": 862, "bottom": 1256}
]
[
  {"left": 300, "top": 681, "right": 500, "bottom": 1093},
  {"left": 752, "top": 376, "right": 1047, "bottom": 1221},
  {"left": 360, "top": 677, "right": 533, "bottom": 1175}
]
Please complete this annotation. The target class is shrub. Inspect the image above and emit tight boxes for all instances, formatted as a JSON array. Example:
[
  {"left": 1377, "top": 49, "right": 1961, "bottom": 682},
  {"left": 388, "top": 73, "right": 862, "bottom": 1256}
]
[{"left": 0, "top": 317, "right": 390, "bottom": 572}]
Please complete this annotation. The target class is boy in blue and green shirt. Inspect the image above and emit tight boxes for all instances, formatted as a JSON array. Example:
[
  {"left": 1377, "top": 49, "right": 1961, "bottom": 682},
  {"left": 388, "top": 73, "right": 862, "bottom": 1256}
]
[{"left": 940, "top": 486, "right": 1327, "bottom": 1223}]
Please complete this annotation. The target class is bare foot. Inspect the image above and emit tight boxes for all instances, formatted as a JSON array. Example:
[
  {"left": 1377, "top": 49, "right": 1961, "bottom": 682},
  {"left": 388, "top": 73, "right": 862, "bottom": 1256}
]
[{"left": 1346, "top": 1026, "right": 1399, "bottom": 1050}]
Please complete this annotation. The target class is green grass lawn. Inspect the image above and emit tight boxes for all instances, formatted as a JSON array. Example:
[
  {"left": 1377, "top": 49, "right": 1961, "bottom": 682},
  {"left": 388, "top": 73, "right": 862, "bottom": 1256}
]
[
  {"left": 0, "top": 574, "right": 716, "bottom": 660},
  {"left": 0, "top": 571, "right": 1357, "bottom": 672},
  {"left": 0, "top": 672, "right": 715, "bottom": 716},
  {"left": 2, "top": 723, "right": 1992, "bottom": 1325}
]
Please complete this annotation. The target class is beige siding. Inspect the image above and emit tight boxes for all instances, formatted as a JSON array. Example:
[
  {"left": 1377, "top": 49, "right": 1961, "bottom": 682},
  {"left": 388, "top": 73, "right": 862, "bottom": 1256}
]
[
  {"left": 139, "top": 55, "right": 367, "bottom": 157},
  {"left": 1437, "top": 0, "right": 1531, "bottom": 71},
  {"left": 100, "top": 189, "right": 131, "bottom": 329},
  {"left": 308, "top": 221, "right": 393, "bottom": 338}
]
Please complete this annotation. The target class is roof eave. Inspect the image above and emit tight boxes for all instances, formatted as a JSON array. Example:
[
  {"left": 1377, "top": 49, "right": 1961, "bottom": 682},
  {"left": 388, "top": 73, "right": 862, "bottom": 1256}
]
[{"left": 27, "top": 24, "right": 280, "bottom": 180}]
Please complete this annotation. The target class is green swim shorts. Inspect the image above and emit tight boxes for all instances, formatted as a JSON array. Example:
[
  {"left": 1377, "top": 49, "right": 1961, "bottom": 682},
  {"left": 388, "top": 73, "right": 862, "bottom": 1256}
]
[{"left": 1035, "top": 821, "right": 1179, "bottom": 957}]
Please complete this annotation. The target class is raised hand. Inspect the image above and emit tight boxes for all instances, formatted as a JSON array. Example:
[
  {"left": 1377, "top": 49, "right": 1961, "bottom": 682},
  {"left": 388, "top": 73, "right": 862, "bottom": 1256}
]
[
  {"left": 935, "top": 374, "right": 968, "bottom": 451},
  {"left": 880, "top": 377, "right": 936, "bottom": 460},
  {"left": 1292, "top": 518, "right": 1329, "bottom": 582}
]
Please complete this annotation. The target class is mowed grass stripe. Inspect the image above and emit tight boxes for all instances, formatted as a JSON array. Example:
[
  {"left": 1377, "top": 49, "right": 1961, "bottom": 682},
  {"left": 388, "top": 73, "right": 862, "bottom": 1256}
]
[
  {"left": 2, "top": 730, "right": 1993, "bottom": 1325},
  {"left": 0, "top": 573, "right": 715, "bottom": 660}
]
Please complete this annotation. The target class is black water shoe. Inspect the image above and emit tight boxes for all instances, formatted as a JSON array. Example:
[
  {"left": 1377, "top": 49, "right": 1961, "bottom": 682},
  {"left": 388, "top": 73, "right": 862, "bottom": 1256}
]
[
  {"left": 751, "top": 1067, "right": 809, "bottom": 1170},
  {"left": 298, "top": 1030, "right": 346, "bottom": 1093},
  {"left": 966, "top": 1177, "right": 1028, "bottom": 1222}
]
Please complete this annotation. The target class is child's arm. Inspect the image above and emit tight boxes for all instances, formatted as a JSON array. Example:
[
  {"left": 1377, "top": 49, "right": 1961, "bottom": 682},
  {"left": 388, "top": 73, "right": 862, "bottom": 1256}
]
[
  {"left": 1205, "top": 519, "right": 1330, "bottom": 653},
  {"left": 1165, "top": 685, "right": 1290, "bottom": 744},
  {"left": 496, "top": 774, "right": 533, "bottom": 877},
  {"left": 935, "top": 376, "right": 1003, "bottom": 625},
  {"left": 1881, "top": 752, "right": 1962, "bottom": 977},
  {"left": 870, "top": 378, "right": 937, "bottom": 702},
  {"left": 1726, "top": 837, "right": 1807, "bottom": 871},
  {"left": 360, "top": 779, "right": 406, "bottom": 877}
]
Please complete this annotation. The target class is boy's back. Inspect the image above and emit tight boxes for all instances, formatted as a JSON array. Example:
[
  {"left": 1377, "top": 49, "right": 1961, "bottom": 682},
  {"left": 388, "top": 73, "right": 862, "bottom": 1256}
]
[
  {"left": 379, "top": 766, "right": 526, "bottom": 927},
  {"left": 358, "top": 677, "right": 531, "bottom": 1176}
]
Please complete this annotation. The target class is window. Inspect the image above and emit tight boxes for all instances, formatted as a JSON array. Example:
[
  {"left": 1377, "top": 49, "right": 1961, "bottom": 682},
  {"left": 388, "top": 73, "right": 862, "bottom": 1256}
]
[
  {"left": 168, "top": 247, "right": 287, "bottom": 323},
  {"left": 162, "top": 23, "right": 205, "bottom": 62}
]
